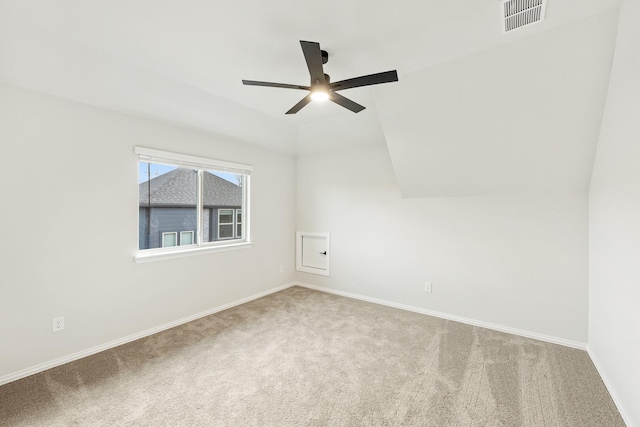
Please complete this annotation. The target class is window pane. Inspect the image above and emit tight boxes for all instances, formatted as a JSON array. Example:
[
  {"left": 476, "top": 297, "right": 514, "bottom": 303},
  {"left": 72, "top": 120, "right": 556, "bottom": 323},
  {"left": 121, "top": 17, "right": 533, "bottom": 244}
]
[
  {"left": 219, "top": 224, "right": 233, "bottom": 239},
  {"left": 203, "top": 170, "right": 243, "bottom": 242},
  {"left": 236, "top": 224, "right": 242, "bottom": 238},
  {"left": 180, "top": 231, "right": 194, "bottom": 245},
  {"left": 139, "top": 163, "right": 197, "bottom": 250},
  {"left": 219, "top": 210, "right": 233, "bottom": 224},
  {"left": 162, "top": 232, "right": 177, "bottom": 247}
]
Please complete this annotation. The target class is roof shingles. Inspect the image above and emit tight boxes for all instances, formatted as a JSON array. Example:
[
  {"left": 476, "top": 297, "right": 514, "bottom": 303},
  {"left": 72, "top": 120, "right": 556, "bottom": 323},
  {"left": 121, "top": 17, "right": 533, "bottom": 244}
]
[{"left": 139, "top": 168, "right": 242, "bottom": 207}]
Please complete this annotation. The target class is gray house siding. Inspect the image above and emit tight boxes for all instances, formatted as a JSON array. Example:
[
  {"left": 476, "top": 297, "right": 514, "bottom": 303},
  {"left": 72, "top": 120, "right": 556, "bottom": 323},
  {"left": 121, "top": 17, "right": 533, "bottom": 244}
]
[
  {"left": 139, "top": 207, "right": 196, "bottom": 249},
  {"left": 139, "top": 206, "right": 240, "bottom": 249},
  {"left": 203, "top": 209, "right": 210, "bottom": 243},
  {"left": 139, "top": 209, "right": 149, "bottom": 249}
]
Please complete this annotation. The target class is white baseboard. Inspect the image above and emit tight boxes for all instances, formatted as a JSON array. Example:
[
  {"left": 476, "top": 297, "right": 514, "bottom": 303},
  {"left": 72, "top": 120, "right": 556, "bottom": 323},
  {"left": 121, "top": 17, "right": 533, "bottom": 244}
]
[
  {"left": 588, "top": 347, "right": 635, "bottom": 427},
  {"left": 294, "top": 282, "right": 588, "bottom": 350},
  {"left": 0, "top": 282, "right": 297, "bottom": 387},
  {"left": 1, "top": 281, "right": 590, "bottom": 389}
]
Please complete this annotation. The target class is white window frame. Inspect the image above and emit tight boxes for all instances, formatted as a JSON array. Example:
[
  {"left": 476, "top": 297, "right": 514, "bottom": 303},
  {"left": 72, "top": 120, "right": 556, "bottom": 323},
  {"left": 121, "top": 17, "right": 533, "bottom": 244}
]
[
  {"left": 135, "top": 146, "right": 252, "bottom": 263},
  {"left": 235, "top": 209, "right": 242, "bottom": 238},
  {"left": 162, "top": 232, "right": 178, "bottom": 248},
  {"left": 180, "top": 230, "right": 194, "bottom": 246},
  {"left": 217, "top": 209, "right": 235, "bottom": 240}
]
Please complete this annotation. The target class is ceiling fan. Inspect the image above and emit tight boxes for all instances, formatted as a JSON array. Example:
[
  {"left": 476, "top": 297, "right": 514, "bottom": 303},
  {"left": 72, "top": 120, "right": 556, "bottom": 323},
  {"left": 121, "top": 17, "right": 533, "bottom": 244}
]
[{"left": 242, "top": 40, "right": 398, "bottom": 114}]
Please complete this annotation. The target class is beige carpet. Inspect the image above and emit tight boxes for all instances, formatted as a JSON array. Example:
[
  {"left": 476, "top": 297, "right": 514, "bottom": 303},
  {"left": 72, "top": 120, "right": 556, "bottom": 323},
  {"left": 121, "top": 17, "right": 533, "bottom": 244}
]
[{"left": 0, "top": 286, "right": 624, "bottom": 426}]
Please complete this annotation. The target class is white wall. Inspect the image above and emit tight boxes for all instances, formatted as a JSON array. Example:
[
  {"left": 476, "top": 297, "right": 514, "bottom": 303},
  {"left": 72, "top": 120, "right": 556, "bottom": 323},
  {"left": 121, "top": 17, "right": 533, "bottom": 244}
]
[
  {"left": 589, "top": 0, "right": 640, "bottom": 424},
  {"left": 295, "top": 144, "right": 589, "bottom": 344},
  {"left": 0, "top": 83, "right": 296, "bottom": 380}
]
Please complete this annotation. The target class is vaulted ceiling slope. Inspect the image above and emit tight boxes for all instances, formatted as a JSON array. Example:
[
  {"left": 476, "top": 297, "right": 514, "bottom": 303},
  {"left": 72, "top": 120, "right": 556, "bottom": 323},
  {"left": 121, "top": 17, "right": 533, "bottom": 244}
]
[
  {"left": 375, "top": 9, "right": 620, "bottom": 197},
  {"left": 0, "top": 0, "right": 624, "bottom": 196}
]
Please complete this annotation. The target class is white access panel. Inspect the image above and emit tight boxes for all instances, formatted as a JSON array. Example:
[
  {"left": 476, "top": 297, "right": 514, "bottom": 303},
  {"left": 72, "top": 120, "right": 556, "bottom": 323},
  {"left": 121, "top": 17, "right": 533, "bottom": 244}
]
[
  {"left": 302, "top": 236, "right": 327, "bottom": 269},
  {"left": 296, "top": 232, "right": 330, "bottom": 276}
]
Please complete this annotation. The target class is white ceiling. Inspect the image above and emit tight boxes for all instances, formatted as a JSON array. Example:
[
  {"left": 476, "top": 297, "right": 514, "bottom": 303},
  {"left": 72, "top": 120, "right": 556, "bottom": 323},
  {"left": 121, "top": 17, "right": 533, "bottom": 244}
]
[
  {"left": 375, "top": 9, "right": 620, "bottom": 197},
  {"left": 0, "top": 0, "right": 624, "bottom": 196}
]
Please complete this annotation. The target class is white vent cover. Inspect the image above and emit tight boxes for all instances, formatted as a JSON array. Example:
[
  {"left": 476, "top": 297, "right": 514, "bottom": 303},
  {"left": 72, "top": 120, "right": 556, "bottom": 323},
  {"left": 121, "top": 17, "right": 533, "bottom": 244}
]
[{"left": 501, "top": 0, "right": 546, "bottom": 33}]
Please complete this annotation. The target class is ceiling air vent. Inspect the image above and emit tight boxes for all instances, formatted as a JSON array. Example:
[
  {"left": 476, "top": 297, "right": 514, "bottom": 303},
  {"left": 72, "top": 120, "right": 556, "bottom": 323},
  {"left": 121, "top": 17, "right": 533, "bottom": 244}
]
[{"left": 501, "top": 0, "right": 546, "bottom": 33}]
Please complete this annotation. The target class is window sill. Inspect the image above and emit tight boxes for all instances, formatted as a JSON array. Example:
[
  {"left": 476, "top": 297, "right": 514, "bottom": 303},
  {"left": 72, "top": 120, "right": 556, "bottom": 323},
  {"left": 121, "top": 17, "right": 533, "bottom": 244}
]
[{"left": 134, "top": 241, "right": 253, "bottom": 264}]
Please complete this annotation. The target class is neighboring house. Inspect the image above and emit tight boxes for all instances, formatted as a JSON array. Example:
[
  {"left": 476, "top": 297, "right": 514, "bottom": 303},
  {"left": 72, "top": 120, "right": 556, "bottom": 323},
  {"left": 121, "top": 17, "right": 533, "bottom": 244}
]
[{"left": 139, "top": 168, "right": 242, "bottom": 249}]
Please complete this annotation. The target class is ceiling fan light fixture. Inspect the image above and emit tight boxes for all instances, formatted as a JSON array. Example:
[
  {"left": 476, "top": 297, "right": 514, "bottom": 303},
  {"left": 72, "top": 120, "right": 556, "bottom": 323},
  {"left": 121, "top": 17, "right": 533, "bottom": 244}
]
[
  {"left": 310, "top": 79, "right": 329, "bottom": 102},
  {"left": 310, "top": 87, "right": 329, "bottom": 102}
]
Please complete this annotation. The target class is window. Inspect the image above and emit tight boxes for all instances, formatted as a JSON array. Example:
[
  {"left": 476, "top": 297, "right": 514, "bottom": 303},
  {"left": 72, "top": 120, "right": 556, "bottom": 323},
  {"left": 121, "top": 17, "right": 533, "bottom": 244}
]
[
  {"left": 180, "top": 231, "right": 194, "bottom": 246},
  {"left": 135, "top": 147, "right": 252, "bottom": 262},
  {"left": 218, "top": 209, "right": 234, "bottom": 240},
  {"left": 162, "top": 232, "right": 177, "bottom": 247},
  {"left": 235, "top": 209, "right": 242, "bottom": 238}
]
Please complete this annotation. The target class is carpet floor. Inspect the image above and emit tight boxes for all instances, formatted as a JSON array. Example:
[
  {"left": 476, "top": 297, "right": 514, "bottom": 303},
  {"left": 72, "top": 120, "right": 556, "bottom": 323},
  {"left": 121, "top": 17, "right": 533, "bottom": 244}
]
[{"left": 0, "top": 286, "right": 625, "bottom": 426}]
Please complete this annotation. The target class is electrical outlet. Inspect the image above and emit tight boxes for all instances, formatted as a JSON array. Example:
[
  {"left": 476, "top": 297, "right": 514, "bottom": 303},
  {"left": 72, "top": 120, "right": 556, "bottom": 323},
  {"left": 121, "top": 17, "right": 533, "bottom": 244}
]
[
  {"left": 279, "top": 265, "right": 284, "bottom": 273},
  {"left": 52, "top": 316, "right": 64, "bottom": 332},
  {"left": 424, "top": 282, "right": 432, "bottom": 293}
]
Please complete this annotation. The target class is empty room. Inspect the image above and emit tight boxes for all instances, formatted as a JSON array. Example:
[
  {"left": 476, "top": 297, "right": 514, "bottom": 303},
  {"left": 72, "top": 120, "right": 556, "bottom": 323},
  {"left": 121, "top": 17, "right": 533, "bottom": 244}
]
[{"left": 0, "top": 0, "right": 638, "bottom": 425}]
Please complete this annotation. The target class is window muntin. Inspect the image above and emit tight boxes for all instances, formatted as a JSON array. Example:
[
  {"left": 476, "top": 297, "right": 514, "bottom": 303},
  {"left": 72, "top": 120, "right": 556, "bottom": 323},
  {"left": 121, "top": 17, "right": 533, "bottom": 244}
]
[{"left": 136, "top": 147, "right": 251, "bottom": 259}]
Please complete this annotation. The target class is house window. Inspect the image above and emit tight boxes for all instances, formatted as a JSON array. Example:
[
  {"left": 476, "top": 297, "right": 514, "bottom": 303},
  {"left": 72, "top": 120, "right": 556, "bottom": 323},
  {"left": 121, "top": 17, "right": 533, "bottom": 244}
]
[
  {"left": 235, "top": 209, "right": 242, "bottom": 238},
  {"left": 162, "top": 232, "right": 177, "bottom": 247},
  {"left": 136, "top": 146, "right": 252, "bottom": 262},
  {"left": 218, "top": 209, "right": 234, "bottom": 240},
  {"left": 180, "top": 231, "right": 194, "bottom": 246}
]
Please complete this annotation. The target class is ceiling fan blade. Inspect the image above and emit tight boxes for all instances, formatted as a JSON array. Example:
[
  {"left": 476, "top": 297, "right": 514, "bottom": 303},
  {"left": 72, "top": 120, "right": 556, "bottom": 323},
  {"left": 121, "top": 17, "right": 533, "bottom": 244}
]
[
  {"left": 330, "top": 70, "right": 398, "bottom": 91},
  {"left": 242, "top": 80, "right": 310, "bottom": 90},
  {"left": 329, "top": 92, "right": 365, "bottom": 113},
  {"left": 300, "top": 41, "right": 326, "bottom": 85},
  {"left": 286, "top": 94, "right": 313, "bottom": 114}
]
